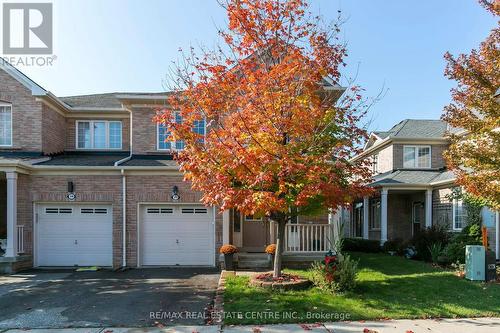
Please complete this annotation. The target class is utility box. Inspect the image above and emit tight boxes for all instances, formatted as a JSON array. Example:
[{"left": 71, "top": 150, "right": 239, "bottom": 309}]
[
  {"left": 465, "top": 245, "right": 485, "bottom": 281},
  {"left": 485, "top": 250, "right": 497, "bottom": 282}
]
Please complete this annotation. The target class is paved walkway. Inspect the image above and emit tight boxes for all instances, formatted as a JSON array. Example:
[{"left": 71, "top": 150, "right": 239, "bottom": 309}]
[{"left": 1, "top": 317, "right": 499, "bottom": 333}]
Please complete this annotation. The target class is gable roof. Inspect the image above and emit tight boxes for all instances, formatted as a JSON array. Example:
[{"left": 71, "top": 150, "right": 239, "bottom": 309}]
[
  {"left": 370, "top": 169, "right": 455, "bottom": 187},
  {"left": 376, "top": 119, "right": 449, "bottom": 139},
  {"left": 59, "top": 92, "right": 170, "bottom": 109}
]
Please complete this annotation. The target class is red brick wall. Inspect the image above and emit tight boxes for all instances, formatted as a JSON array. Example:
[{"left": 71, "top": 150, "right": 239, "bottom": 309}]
[
  {"left": 41, "top": 105, "right": 66, "bottom": 154},
  {"left": 131, "top": 107, "right": 159, "bottom": 154},
  {"left": 0, "top": 68, "right": 43, "bottom": 152}
]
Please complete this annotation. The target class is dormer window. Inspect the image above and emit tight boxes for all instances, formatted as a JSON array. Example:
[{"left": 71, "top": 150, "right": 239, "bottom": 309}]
[
  {"left": 0, "top": 104, "right": 12, "bottom": 146},
  {"left": 403, "top": 145, "right": 431, "bottom": 168}
]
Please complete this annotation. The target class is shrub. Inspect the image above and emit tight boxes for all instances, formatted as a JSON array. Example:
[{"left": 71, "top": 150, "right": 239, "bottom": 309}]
[
  {"left": 265, "top": 244, "right": 276, "bottom": 254},
  {"left": 382, "top": 238, "right": 405, "bottom": 254},
  {"left": 444, "top": 224, "right": 482, "bottom": 263},
  {"left": 219, "top": 244, "right": 238, "bottom": 254},
  {"left": 342, "top": 238, "right": 381, "bottom": 253},
  {"left": 411, "top": 225, "right": 450, "bottom": 261},
  {"left": 310, "top": 254, "right": 358, "bottom": 293},
  {"left": 428, "top": 242, "right": 443, "bottom": 264}
]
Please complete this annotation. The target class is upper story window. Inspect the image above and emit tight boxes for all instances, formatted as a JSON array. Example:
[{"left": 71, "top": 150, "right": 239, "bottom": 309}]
[
  {"left": 452, "top": 198, "right": 467, "bottom": 231},
  {"left": 76, "top": 120, "right": 122, "bottom": 149},
  {"left": 372, "top": 154, "right": 379, "bottom": 174},
  {"left": 157, "top": 112, "right": 206, "bottom": 151},
  {"left": 0, "top": 104, "right": 12, "bottom": 147},
  {"left": 403, "top": 145, "right": 431, "bottom": 168}
]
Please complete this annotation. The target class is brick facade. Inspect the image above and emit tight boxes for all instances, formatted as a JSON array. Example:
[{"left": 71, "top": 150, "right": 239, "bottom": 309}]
[
  {"left": 0, "top": 68, "right": 43, "bottom": 152},
  {"left": 131, "top": 107, "right": 159, "bottom": 154},
  {"left": 42, "top": 105, "right": 66, "bottom": 154}
]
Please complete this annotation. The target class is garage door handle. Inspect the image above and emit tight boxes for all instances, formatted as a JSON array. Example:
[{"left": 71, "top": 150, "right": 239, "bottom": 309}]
[
  {"left": 74, "top": 240, "right": 78, "bottom": 245},
  {"left": 176, "top": 239, "right": 179, "bottom": 244}
]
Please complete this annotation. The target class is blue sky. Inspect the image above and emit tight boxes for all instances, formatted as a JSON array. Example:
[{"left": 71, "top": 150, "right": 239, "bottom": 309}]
[{"left": 11, "top": 0, "right": 497, "bottom": 132}]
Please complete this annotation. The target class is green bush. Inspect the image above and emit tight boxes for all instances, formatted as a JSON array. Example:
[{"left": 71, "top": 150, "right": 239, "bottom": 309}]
[
  {"left": 444, "top": 223, "right": 482, "bottom": 263},
  {"left": 310, "top": 254, "right": 358, "bottom": 293},
  {"left": 342, "top": 238, "right": 381, "bottom": 253},
  {"left": 428, "top": 242, "right": 443, "bottom": 264},
  {"left": 411, "top": 225, "right": 450, "bottom": 261},
  {"left": 382, "top": 238, "right": 405, "bottom": 254}
]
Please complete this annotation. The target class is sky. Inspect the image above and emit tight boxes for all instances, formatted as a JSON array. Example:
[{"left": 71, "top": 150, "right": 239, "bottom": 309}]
[{"left": 3, "top": 0, "right": 497, "bottom": 132}]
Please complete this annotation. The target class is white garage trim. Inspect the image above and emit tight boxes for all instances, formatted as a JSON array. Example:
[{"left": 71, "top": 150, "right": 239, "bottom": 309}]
[
  {"left": 137, "top": 202, "right": 216, "bottom": 267},
  {"left": 34, "top": 202, "right": 113, "bottom": 267}
]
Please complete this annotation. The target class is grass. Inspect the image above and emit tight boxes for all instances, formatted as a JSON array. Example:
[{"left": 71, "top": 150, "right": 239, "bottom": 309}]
[{"left": 223, "top": 252, "right": 500, "bottom": 325}]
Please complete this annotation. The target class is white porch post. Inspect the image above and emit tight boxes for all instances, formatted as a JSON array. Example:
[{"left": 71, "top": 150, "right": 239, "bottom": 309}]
[
  {"left": 363, "top": 197, "right": 369, "bottom": 239},
  {"left": 380, "top": 188, "right": 388, "bottom": 244},
  {"left": 496, "top": 211, "right": 499, "bottom": 260},
  {"left": 425, "top": 189, "right": 433, "bottom": 229},
  {"left": 5, "top": 171, "right": 18, "bottom": 257},
  {"left": 222, "top": 210, "right": 230, "bottom": 244}
]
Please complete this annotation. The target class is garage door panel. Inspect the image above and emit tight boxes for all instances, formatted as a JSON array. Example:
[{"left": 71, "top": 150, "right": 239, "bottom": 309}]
[
  {"left": 141, "top": 205, "right": 214, "bottom": 266},
  {"left": 37, "top": 204, "right": 113, "bottom": 267}
]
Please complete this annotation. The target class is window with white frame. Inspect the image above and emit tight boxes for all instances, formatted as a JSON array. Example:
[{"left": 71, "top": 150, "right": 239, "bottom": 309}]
[
  {"left": 157, "top": 112, "right": 206, "bottom": 151},
  {"left": 76, "top": 120, "right": 122, "bottom": 149},
  {"left": 403, "top": 145, "right": 431, "bottom": 168},
  {"left": 370, "top": 199, "right": 381, "bottom": 230},
  {"left": 452, "top": 198, "right": 467, "bottom": 231},
  {"left": 0, "top": 104, "right": 12, "bottom": 146},
  {"left": 372, "top": 154, "right": 379, "bottom": 174}
]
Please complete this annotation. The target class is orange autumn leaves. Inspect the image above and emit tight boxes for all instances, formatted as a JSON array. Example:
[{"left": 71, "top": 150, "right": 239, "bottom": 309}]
[{"left": 156, "top": 0, "right": 373, "bottom": 217}]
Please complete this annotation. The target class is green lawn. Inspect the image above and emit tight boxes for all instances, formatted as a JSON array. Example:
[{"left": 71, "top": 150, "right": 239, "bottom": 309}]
[{"left": 223, "top": 252, "right": 500, "bottom": 325}]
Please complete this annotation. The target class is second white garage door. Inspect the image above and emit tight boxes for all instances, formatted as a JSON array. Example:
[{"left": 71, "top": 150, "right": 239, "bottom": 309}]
[
  {"left": 140, "top": 205, "right": 214, "bottom": 266},
  {"left": 36, "top": 204, "right": 113, "bottom": 267}
]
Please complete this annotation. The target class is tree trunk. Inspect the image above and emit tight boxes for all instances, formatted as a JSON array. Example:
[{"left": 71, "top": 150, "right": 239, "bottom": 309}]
[{"left": 273, "top": 220, "right": 286, "bottom": 278}]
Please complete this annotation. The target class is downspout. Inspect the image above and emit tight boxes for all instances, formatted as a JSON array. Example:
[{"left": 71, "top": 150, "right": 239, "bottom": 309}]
[{"left": 114, "top": 108, "right": 133, "bottom": 268}]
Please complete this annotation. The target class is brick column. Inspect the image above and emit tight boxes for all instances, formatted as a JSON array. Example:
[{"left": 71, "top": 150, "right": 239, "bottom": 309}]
[{"left": 5, "top": 171, "right": 17, "bottom": 257}]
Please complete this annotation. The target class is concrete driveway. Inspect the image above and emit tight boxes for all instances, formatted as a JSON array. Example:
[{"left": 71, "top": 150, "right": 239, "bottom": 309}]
[{"left": 0, "top": 268, "right": 219, "bottom": 329}]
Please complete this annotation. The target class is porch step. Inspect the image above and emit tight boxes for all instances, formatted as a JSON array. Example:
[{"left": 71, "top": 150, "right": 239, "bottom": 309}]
[{"left": 237, "top": 253, "right": 270, "bottom": 269}]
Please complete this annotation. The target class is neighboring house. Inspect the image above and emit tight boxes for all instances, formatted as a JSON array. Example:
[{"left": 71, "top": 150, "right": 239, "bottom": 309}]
[
  {"left": 0, "top": 62, "right": 337, "bottom": 273},
  {"left": 341, "top": 119, "right": 499, "bottom": 258}
]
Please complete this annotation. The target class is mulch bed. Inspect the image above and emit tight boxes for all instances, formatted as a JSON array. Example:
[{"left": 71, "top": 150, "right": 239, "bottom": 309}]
[{"left": 249, "top": 272, "right": 312, "bottom": 290}]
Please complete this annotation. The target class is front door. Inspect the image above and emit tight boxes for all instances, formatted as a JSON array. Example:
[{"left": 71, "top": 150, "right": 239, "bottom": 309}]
[
  {"left": 242, "top": 215, "right": 268, "bottom": 252},
  {"left": 412, "top": 202, "right": 424, "bottom": 236}
]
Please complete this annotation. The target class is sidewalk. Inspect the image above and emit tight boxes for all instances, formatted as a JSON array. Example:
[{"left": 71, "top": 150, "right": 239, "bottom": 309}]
[{"left": 2, "top": 318, "right": 500, "bottom": 333}]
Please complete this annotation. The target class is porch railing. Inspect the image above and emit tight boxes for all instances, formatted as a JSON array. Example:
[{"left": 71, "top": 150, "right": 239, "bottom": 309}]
[
  {"left": 17, "top": 225, "right": 25, "bottom": 254},
  {"left": 284, "top": 223, "right": 333, "bottom": 253}
]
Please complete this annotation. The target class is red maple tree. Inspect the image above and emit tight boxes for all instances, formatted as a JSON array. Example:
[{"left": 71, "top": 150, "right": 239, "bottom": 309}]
[
  {"left": 157, "top": 0, "right": 372, "bottom": 277},
  {"left": 442, "top": 1, "right": 499, "bottom": 209}
]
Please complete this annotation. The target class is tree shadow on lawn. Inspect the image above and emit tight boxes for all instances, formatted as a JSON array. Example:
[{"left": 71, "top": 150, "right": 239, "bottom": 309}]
[{"left": 224, "top": 262, "right": 500, "bottom": 324}]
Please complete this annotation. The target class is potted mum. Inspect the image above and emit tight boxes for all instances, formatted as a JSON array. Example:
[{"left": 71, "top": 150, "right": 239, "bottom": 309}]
[
  {"left": 265, "top": 244, "right": 276, "bottom": 267},
  {"left": 219, "top": 244, "right": 238, "bottom": 270}
]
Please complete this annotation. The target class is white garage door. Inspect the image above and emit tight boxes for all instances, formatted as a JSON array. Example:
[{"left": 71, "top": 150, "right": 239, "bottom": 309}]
[
  {"left": 36, "top": 204, "right": 113, "bottom": 267},
  {"left": 141, "top": 205, "right": 214, "bottom": 266}
]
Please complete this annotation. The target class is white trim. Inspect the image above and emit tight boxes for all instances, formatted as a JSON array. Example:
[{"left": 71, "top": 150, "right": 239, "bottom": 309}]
[
  {"left": 425, "top": 188, "right": 433, "bottom": 228},
  {"left": 75, "top": 120, "right": 123, "bottom": 150},
  {"left": 362, "top": 197, "right": 369, "bottom": 239},
  {"left": 380, "top": 188, "right": 388, "bottom": 244},
  {"left": 0, "top": 103, "right": 13, "bottom": 147},
  {"left": 403, "top": 145, "right": 432, "bottom": 169}
]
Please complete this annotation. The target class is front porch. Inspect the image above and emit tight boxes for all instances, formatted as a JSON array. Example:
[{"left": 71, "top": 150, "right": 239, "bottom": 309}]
[
  {"left": 0, "top": 171, "right": 30, "bottom": 274},
  {"left": 221, "top": 210, "right": 334, "bottom": 268},
  {"left": 350, "top": 187, "right": 433, "bottom": 243}
]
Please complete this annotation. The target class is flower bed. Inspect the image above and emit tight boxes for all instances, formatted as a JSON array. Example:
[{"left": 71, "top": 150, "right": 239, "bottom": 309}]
[{"left": 249, "top": 272, "right": 311, "bottom": 290}]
